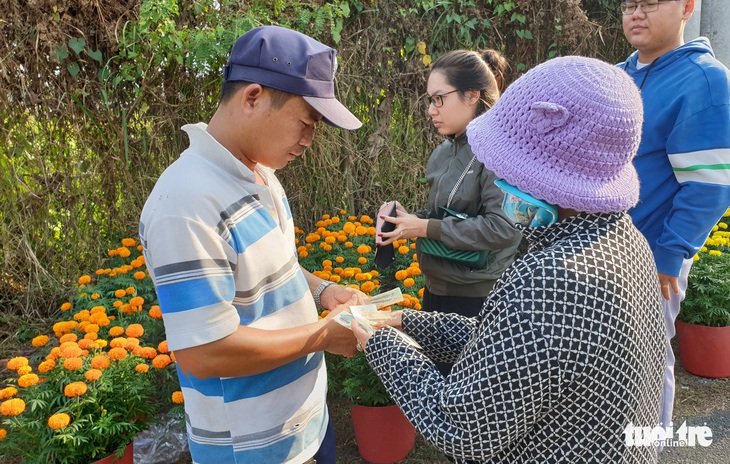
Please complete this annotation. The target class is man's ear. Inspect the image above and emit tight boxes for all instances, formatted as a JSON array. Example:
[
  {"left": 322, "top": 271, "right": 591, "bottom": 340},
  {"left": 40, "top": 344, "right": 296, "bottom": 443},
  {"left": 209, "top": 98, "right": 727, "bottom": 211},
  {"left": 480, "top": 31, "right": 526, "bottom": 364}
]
[
  {"left": 239, "top": 83, "right": 265, "bottom": 112},
  {"left": 683, "top": 0, "right": 695, "bottom": 20}
]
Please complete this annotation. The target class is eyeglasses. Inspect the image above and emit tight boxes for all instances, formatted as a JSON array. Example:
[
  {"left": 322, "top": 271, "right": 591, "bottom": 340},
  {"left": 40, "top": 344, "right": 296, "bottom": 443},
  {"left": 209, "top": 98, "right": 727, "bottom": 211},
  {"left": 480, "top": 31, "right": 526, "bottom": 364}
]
[
  {"left": 424, "top": 89, "right": 460, "bottom": 108},
  {"left": 620, "top": 0, "right": 679, "bottom": 15}
]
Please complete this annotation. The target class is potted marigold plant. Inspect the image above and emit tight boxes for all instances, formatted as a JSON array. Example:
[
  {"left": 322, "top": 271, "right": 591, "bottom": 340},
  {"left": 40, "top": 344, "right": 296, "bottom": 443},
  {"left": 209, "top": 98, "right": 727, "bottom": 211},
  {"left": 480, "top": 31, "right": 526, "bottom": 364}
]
[
  {"left": 296, "top": 210, "right": 422, "bottom": 463},
  {"left": 0, "top": 238, "right": 182, "bottom": 463},
  {"left": 676, "top": 209, "right": 730, "bottom": 378}
]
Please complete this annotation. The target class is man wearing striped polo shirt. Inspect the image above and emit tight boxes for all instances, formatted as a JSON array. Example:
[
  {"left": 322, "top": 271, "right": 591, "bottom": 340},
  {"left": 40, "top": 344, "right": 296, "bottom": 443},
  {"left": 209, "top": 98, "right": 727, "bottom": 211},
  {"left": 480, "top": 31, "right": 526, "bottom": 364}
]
[{"left": 140, "top": 26, "right": 364, "bottom": 463}]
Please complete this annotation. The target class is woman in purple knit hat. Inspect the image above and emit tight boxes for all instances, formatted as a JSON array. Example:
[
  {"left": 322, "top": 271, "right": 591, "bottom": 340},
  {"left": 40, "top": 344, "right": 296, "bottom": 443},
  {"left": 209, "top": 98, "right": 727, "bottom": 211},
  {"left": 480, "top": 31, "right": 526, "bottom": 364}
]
[{"left": 353, "top": 56, "right": 666, "bottom": 463}]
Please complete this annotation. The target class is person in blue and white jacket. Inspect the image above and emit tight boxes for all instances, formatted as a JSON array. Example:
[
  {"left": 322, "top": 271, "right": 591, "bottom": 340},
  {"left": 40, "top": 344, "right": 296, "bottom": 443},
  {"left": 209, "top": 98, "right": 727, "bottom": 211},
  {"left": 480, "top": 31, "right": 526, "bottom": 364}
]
[{"left": 619, "top": 0, "right": 730, "bottom": 435}]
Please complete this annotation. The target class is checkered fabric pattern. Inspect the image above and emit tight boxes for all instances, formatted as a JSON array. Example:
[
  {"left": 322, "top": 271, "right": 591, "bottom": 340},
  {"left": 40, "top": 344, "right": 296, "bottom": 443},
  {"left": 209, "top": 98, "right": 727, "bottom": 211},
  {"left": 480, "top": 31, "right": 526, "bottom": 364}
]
[{"left": 366, "top": 212, "right": 666, "bottom": 463}]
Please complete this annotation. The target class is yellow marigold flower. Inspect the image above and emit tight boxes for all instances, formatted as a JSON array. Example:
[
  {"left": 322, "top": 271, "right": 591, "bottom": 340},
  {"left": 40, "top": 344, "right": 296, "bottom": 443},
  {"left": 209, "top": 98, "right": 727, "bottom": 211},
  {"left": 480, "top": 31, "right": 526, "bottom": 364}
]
[
  {"left": 77, "top": 275, "right": 92, "bottom": 285},
  {"left": 95, "top": 339, "right": 108, "bottom": 348},
  {"left": 361, "top": 281, "right": 376, "bottom": 293},
  {"left": 135, "top": 363, "right": 150, "bottom": 373},
  {"left": 398, "top": 245, "right": 410, "bottom": 255},
  {"left": 0, "top": 387, "right": 18, "bottom": 400},
  {"left": 64, "top": 382, "right": 87, "bottom": 398},
  {"left": 152, "top": 354, "right": 172, "bottom": 369},
  {"left": 114, "top": 289, "right": 126, "bottom": 298},
  {"left": 158, "top": 340, "right": 169, "bottom": 354},
  {"left": 32, "top": 335, "right": 50, "bottom": 347},
  {"left": 0, "top": 428, "right": 6, "bottom": 439},
  {"left": 134, "top": 271, "right": 146, "bottom": 280},
  {"left": 63, "top": 358, "right": 84, "bottom": 371},
  {"left": 1, "top": 398, "right": 26, "bottom": 416},
  {"left": 91, "top": 293, "right": 100, "bottom": 300},
  {"left": 7, "top": 357, "right": 29, "bottom": 371},
  {"left": 48, "top": 413, "right": 71, "bottom": 430},
  {"left": 126, "top": 323, "right": 145, "bottom": 338},
  {"left": 85, "top": 369, "right": 103, "bottom": 381},
  {"left": 108, "top": 347, "right": 128, "bottom": 360},
  {"left": 90, "top": 355, "right": 111, "bottom": 370},
  {"left": 17, "top": 365, "right": 32, "bottom": 375},
  {"left": 149, "top": 305, "right": 163, "bottom": 319},
  {"left": 38, "top": 360, "right": 55, "bottom": 373},
  {"left": 709, "top": 250, "right": 722, "bottom": 257},
  {"left": 171, "top": 391, "right": 185, "bottom": 404},
  {"left": 129, "top": 296, "right": 144, "bottom": 306},
  {"left": 121, "top": 237, "right": 137, "bottom": 247},
  {"left": 403, "top": 278, "right": 416, "bottom": 288},
  {"left": 394, "top": 270, "right": 409, "bottom": 281},
  {"left": 720, "top": 222, "right": 728, "bottom": 229},
  {"left": 60, "top": 302, "right": 72, "bottom": 311}
]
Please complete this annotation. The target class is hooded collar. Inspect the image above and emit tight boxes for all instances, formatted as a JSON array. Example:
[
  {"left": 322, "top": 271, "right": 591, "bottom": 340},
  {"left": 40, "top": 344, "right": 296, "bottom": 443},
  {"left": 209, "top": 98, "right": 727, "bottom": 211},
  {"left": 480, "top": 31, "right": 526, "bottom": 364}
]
[{"left": 620, "top": 37, "right": 714, "bottom": 75}]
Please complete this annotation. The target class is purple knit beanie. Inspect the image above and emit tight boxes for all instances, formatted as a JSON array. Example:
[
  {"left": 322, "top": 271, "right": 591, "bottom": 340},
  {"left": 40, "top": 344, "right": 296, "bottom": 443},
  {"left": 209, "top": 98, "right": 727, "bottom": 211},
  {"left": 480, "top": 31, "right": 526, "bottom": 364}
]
[{"left": 466, "top": 56, "right": 643, "bottom": 213}]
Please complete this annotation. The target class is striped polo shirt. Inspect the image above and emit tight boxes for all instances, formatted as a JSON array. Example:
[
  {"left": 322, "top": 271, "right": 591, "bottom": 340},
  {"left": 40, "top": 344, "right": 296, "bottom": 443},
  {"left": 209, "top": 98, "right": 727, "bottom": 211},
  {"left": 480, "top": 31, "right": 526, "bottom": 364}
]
[{"left": 140, "top": 123, "right": 327, "bottom": 463}]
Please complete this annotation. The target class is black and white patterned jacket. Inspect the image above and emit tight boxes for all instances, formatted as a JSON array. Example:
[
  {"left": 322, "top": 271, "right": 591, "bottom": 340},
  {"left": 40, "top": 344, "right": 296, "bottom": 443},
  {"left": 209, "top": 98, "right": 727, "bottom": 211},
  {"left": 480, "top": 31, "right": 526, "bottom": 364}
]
[{"left": 366, "top": 212, "right": 666, "bottom": 463}]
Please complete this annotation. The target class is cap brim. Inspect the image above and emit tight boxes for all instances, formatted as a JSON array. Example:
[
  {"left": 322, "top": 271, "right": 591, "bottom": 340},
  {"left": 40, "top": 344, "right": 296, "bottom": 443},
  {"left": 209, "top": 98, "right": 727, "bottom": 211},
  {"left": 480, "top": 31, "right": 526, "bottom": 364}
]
[{"left": 303, "top": 96, "right": 362, "bottom": 130}]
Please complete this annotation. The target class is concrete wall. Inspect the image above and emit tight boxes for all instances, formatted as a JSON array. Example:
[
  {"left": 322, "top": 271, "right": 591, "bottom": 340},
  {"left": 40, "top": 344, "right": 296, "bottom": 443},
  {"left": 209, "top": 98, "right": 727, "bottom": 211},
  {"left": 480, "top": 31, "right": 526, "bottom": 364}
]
[
  {"left": 699, "top": 0, "right": 730, "bottom": 66},
  {"left": 684, "top": 0, "right": 702, "bottom": 42}
]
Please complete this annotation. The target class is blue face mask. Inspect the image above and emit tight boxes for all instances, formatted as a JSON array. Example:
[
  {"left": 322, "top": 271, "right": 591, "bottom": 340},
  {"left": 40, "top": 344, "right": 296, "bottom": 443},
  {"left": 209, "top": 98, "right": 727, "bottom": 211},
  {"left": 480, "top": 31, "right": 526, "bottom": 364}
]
[{"left": 495, "top": 179, "right": 558, "bottom": 228}]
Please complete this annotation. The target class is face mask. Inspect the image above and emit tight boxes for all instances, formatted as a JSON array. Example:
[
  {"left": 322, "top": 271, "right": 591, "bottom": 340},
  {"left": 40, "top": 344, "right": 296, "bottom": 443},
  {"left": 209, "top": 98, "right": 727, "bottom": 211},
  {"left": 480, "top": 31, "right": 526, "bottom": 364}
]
[{"left": 495, "top": 179, "right": 558, "bottom": 228}]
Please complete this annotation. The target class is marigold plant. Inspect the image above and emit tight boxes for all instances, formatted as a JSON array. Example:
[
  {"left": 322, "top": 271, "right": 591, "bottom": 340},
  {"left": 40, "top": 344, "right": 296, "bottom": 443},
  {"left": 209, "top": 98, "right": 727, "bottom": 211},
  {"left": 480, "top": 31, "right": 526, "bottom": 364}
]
[{"left": 0, "top": 238, "right": 180, "bottom": 463}]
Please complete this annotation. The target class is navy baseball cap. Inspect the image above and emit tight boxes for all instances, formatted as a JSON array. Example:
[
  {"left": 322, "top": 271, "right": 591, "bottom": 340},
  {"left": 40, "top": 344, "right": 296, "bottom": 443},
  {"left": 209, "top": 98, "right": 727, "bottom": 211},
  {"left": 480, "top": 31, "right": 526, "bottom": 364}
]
[{"left": 223, "top": 26, "right": 362, "bottom": 130}]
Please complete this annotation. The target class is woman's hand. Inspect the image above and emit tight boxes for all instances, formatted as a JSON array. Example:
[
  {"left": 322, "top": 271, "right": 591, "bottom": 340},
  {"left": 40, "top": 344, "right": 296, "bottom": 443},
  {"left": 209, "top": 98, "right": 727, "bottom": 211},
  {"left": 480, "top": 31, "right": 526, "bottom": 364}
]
[
  {"left": 378, "top": 212, "right": 429, "bottom": 245},
  {"left": 320, "top": 284, "right": 366, "bottom": 310},
  {"left": 351, "top": 311, "right": 404, "bottom": 353}
]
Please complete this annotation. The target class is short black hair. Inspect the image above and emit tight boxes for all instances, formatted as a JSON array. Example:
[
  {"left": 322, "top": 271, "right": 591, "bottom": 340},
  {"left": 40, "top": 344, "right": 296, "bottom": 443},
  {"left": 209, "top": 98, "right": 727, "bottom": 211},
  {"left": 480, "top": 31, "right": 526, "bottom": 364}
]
[{"left": 219, "top": 81, "right": 293, "bottom": 109}]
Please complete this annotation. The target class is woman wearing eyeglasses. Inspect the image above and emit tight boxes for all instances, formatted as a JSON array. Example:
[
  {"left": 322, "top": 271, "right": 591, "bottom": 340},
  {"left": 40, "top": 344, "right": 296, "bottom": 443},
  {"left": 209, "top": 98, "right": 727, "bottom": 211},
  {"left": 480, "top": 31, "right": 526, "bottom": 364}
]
[{"left": 378, "top": 50, "right": 522, "bottom": 375}]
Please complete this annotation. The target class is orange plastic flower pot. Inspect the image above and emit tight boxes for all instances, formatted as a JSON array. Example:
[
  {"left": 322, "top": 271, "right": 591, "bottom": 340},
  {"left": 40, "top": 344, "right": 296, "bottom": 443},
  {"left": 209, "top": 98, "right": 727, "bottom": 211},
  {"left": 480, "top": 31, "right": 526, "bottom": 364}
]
[
  {"left": 91, "top": 442, "right": 133, "bottom": 464},
  {"left": 676, "top": 321, "right": 730, "bottom": 378},
  {"left": 351, "top": 404, "right": 416, "bottom": 463}
]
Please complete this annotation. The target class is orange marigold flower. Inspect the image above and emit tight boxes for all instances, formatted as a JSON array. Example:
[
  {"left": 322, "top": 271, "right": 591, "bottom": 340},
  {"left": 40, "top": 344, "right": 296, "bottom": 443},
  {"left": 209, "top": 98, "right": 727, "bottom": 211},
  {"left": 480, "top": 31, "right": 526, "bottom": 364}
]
[
  {"left": 110, "top": 337, "right": 127, "bottom": 348},
  {"left": 398, "top": 245, "right": 410, "bottom": 255},
  {"left": 59, "top": 333, "right": 78, "bottom": 344},
  {"left": 134, "top": 271, "right": 146, "bottom": 280},
  {"left": 118, "top": 247, "right": 132, "bottom": 258},
  {"left": 18, "top": 373, "right": 40, "bottom": 388},
  {"left": 6, "top": 357, "right": 29, "bottom": 371},
  {"left": 48, "top": 413, "right": 71, "bottom": 430},
  {"left": 152, "top": 354, "right": 172, "bottom": 369},
  {"left": 129, "top": 296, "right": 144, "bottom": 307},
  {"left": 32, "top": 335, "right": 50, "bottom": 347},
  {"left": 135, "top": 363, "right": 150, "bottom": 374},
  {"left": 17, "top": 365, "right": 32, "bottom": 375},
  {"left": 90, "top": 355, "right": 111, "bottom": 370},
  {"left": 47, "top": 347, "right": 61, "bottom": 361},
  {"left": 121, "top": 238, "right": 137, "bottom": 247},
  {"left": 91, "top": 293, "right": 100, "bottom": 300},
  {"left": 394, "top": 270, "right": 409, "bottom": 281},
  {"left": 149, "top": 305, "right": 162, "bottom": 319},
  {"left": 124, "top": 338, "right": 141, "bottom": 351},
  {"left": 157, "top": 340, "right": 169, "bottom": 354},
  {"left": 403, "top": 278, "right": 415, "bottom": 288},
  {"left": 357, "top": 257, "right": 368, "bottom": 265},
  {"left": 85, "top": 369, "right": 103, "bottom": 381},
  {"left": 0, "top": 428, "right": 6, "bottom": 439},
  {"left": 83, "top": 323, "right": 100, "bottom": 334},
  {"left": 418, "top": 287, "right": 425, "bottom": 298},
  {"left": 329, "top": 275, "right": 341, "bottom": 283},
  {"left": 60, "top": 302, "right": 72, "bottom": 311},
  {"left": 108, "top": 347, "right": 127, "bottom": 360},
  {"left": 109, "top": 326, "right": 125, "bottom": 337},
  {"left": 59, "top": 342, "right": 83, "bottom": 358},
  {"left": 139, "top": 347, "right": 157, "bottom": 359},
  {"left": 114, "top": 289, "right": 126, "bottom": 298},
  {"left": 361, "top": 281, "right": 376, "bottom": 293},
  {"left": 0, "top": 387, "right": 18, "bottom": 400},
  {"left": 125, "top": 286, "right": 136, "bottom": 295},
  {"left": 77, "top": 275, "right": 92, "bottom": 285},
  {"left": 64, "top": 382, "right": 87, "bottom": 398},
  {"left": 38, "top": 360, "right": 56, "bottom": 373},
  {"left": 125, "top": 323, "right": 144, "bottom": 338},
  {"left": 1, "top": 398, "right": 26, "bottom": 416},
  {"left": 63, "top": 358, "right": 84, "bottom": 371},
  {"left": 84, "top": 332, "right": 99, "bottom": 341},
  {"left": 170, "top": 352, "right": 176, "bottom": 362},
  {"left": 73, "top": 310, "right": 90, "bottom": 322},
  {"left": 171, "top": 391, "right": 185, "bottom": 404},
  {"left": 108, "top": 248, "right": 119, "bottom": 257},
  {"left": 356, "top": 245, "right": 370, "bottom": 254}
]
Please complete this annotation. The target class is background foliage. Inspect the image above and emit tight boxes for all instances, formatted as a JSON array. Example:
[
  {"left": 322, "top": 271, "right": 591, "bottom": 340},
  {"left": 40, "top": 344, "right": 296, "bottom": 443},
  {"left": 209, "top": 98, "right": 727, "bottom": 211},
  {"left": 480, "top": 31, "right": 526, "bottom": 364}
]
[{"left": 0, "top": 0, "right": 631, "bottom": 319}]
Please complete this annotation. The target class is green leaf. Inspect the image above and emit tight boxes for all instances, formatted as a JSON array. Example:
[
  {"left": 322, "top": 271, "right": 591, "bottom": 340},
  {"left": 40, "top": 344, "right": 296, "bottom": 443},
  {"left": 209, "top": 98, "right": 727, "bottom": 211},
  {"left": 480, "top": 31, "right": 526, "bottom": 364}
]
[
  {"left": 67, "top": 62, "right": 81, "bottom": 76},
  {"left": 87, "top": 49, "right": 103, "bottom": 62},
  {"left": 68, "top": 37, "right": 86, "bottom": 55},
  {"left": 52, "top": 45, "right": 69, "bottom": 62}
]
